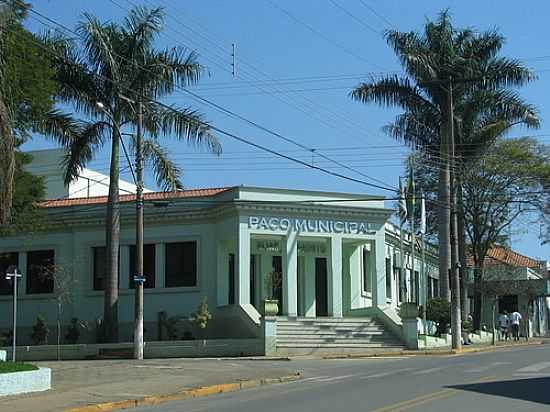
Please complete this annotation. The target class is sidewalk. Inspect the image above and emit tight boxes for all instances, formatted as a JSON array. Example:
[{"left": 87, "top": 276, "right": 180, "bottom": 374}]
[
  {"left": 0, "top": 358, "right": 299, "bottom": 412},
  {"left": 322, "top": 338, "right": 546, "bottom": 359}
]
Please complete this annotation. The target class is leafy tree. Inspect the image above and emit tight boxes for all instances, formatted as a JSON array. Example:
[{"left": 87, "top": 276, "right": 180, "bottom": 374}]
[
  {"left": 413, "top": 138, "right": 550, "bottom": 329},
  {"left": 51, "top": 6, "right": 221, "bottom": 342},
  {"left": 350, "top": 11, "right": 536, "bottom": 299},
  {"left": 0, "top": 0, "right": 80, "bottom": 227}
]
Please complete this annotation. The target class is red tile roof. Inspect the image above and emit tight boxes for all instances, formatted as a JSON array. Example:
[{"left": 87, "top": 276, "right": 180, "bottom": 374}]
[
  {"left": 39, "top": 187, "right": 233, "bottom": 208},
  {"left": 467, "top": 244, "right": 540, "bottom": 269}
]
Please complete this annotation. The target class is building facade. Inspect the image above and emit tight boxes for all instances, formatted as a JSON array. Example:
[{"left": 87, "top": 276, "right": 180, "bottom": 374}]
[{"left": 0, "top": 183, "right": 439, "bottom": 346}]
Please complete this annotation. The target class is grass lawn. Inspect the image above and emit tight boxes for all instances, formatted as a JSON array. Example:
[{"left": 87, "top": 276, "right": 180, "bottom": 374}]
[{"left": 0, "top": 362, "right": 39, "bottom": 374}]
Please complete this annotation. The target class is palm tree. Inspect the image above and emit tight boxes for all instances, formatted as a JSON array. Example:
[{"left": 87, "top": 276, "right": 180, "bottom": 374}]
[
  {"left": 350, "top": 11, "right": 535, "bottom": 299},
  {"left": 52, "top": 6, "right": 221, "bottom": 342}
]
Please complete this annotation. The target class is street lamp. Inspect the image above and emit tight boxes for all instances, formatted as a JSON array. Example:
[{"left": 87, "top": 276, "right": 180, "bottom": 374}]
[
  {"left": 96, "top": 100, "right": 145, "bottom": 360},
  {"left": 5, "top": 266, "right": 21, "bottom": 362}
]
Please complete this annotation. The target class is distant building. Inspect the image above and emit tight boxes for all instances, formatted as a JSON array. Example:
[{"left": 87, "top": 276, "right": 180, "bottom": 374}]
[{"left": 467, "top": 245, "right": 550, "bottom": 337}]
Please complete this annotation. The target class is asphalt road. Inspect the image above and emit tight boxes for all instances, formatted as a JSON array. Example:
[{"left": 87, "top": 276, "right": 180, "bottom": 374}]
[{"left": 134, "top": 344, "right": 550, "bottom": 412}]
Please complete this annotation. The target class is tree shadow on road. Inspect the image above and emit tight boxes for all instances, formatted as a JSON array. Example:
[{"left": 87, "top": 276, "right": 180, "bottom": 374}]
[{"left": 449, "top": 377, "right": 550, "bottom": 405}]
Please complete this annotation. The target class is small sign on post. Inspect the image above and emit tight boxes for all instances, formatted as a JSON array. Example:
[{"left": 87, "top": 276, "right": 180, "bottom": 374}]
[
  {"left": 5, "top": 266, "right": 22, "bottom": 362},
  {"left": 133, "top": 275, "right": 146, "bottom": 284}
]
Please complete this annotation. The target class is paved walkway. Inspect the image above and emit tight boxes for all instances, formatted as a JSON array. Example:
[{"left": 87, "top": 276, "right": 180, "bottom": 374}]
[{"left": 0, "top": 358, "right": 297, "bottom": 412}]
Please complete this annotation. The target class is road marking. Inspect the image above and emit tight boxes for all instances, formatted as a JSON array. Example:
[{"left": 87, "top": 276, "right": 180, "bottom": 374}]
[
  {"left": 130, "top": 365, "right": 184, "bottom": 369},
  {"left": 412, "top": 367, "right": 442, "bottom": 375},
  {"left": 315, "top": 374, "right": 357, "bottom": 382},
  {"left": 464, "top": 361, "right": 511, "bottom": 373},
  {"left": 299, "top": 376, "right": 330, "bottom": 382},
  {"left": 516, "top": 361, "right": 550, "bottom": 373},
  {"left": 360, "top": 368, "right": 414, "bottom": 379}
]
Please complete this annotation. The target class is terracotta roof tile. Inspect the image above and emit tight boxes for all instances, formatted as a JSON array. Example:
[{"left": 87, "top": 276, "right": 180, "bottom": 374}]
[
  {"left": 467, "top": 244, "right": 540, "bottom": 269},
  {"left": 39, "top": 187, "right": 234, "bottom": 208}
]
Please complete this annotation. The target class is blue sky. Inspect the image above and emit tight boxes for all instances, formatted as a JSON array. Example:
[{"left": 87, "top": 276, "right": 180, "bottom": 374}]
[{"left": 23, "top": 0, "right": 549, "bottom": 260}]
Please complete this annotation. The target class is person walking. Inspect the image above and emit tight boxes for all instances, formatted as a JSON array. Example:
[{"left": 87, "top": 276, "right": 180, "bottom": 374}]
[
  {"left": 510, "top": 310, "right": 523, "bottom": 341},
  {"left": 497, "top": 311, "right": 509, "bottom": 341}
]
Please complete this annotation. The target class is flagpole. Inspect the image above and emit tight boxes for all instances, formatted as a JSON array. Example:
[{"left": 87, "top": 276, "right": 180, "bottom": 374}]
[
  {"left": 408, "top": 159, "right": 416, "bottom": 305},
  {"left": 398, "top": 178, "right": 407, "bottom": 304}
]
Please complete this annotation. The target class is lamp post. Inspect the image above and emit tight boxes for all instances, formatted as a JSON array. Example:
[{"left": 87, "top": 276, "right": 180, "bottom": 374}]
[
  {"left": 6, "top": 266, "right": 21, "bottom": 362},
  {"left": 96, "top": 100, "right": 144, "bottom": 360}
]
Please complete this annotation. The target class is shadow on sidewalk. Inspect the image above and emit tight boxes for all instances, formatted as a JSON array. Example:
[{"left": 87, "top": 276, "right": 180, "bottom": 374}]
[{"left": 449, "top": 377, "right": 550, "bottom": 405}]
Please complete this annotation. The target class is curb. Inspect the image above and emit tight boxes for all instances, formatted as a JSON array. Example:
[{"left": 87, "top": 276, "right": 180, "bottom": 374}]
[
  {"left": 321, "top": 340, "right": 543, "bottom": 359},
  {"left": 64, "top": 372, "right": 301, "bottom": 412}
]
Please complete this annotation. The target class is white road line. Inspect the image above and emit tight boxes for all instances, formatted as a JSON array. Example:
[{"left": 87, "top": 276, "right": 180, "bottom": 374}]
[
  {"left": 300, "top": 376, "right": 330, "bottom": 382},
  {"left": 315, "top": 374, "right": 357, "bottom": 382},
  {"left": 360, "top": 368, "right": 414, "bottom": 379},
  {"left": 464, "top": 362, "right": 511, "bottom": 373},
  {"left": 516, "top": 361, "right": 550, "bottom": 373},
  {"left": 412, "top": 367, "right": 442, "bottom": 375}
]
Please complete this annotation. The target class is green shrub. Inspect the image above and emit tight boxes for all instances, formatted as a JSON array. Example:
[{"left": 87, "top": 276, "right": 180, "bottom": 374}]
[
  {"left": 190, "top": 297, "right": 212, "bottom": 330},
  {"left": 424, "top": 298, "right": 451, "bottom": 336},
  {"left": 31, "top": 315, "right": 49, "bottom": 345},
  {"left": 0, "top": 362, "right": 38, "bottom": 374}
]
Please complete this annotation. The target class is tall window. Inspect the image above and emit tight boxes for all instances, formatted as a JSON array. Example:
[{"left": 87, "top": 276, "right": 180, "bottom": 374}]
[
  {"left": 362, "top": 246, "right": 372, "bottom": 293},
  {"left": 228, "top": 253, "right": 235, "bottom": 304},
  {"left": 93, "top": 247, "right": 106, "bottom": 291},
  {"left": 129, "top": 244, "right": 156, "bottom": 288},
  {"left": 0, "top": 252, "right": 18, "bottom": 295},
  {"left": 165, "top": 242, "right": 197, "bottom": 287},
  {"left": 92, "top": 247, "right": 120, "bottom": 291},
  {"left": 413, "top": 270, "right": 420, "bottom": 303},
  {"left": 250, "top": 255, "right": 256, "bottom": 307},
  {"left": 385, "top": 258, "right": 392, "bottom": 299},
  {"left": 428, "top": 276, "right": 434, "bottom": 299},
  {"left": 27, "top": 250, "right": 55, "bottom": 294},
  {"left": 433, "top": 278, "right": 439, "bottom": 298}
]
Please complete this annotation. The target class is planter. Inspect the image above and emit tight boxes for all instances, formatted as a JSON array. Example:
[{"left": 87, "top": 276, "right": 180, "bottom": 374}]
[
  {"left": 0, "top": 367, "right": 51, "bottom": 397},
  {"left": 262, "top": 299, "right": 279, "bottom": 316},
  {"left": 399, "top": 302, "right": 419, "bottom": 319}
]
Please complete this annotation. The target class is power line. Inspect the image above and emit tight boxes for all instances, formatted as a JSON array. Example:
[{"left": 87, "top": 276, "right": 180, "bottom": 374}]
[
  {"left": 7, "top": 10, "right": 398, "bottom": 194},
  {"left": 328, "top": 0, "right": 381, "bottom": 36},
  {"left": 358, "top": 0, "right": 396, "bottom": 29},
  {"left": 24, "top": 4, "right": 396, "bottom": 191}
]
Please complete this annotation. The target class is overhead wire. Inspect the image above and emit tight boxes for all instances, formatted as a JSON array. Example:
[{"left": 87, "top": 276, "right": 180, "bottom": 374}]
[
  {"left": 8, "top": 7, "right": 399, "bottom": 195},
  {"left": 25, "top": 3, "right": 397, "bottom": 191}
]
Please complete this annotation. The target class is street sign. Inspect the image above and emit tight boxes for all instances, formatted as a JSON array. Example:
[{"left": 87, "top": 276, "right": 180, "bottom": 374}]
[{"left": 133, "top": 275, "right": 146, "bottom": 284}]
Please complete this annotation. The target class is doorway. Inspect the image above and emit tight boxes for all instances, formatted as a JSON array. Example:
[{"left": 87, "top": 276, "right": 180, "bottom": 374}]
[{"left": 315, "top": 257, "right": 328, "bottom": 316}]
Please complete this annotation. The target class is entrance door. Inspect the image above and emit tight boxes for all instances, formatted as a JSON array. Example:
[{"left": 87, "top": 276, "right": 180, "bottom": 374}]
[
  {"left": 272, "top": 256, "right": 283, "bottom": 315},
  {"left": 315, "top": 257, "right": 328, "bottom": 316}
]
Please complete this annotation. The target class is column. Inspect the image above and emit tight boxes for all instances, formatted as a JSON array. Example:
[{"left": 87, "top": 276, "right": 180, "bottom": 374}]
[
  {"left": 155, "top": 243, "right": 165, "bottom": 288},
  {"left": 216, "top": 241, "right": 228, "bottom": 307},
  {"left": 304, "top": 256, "right": 316, "bottom": 317},
  {"left": 348, "top": 245, "right": 362, "bottom": 310},
  {"left": 328, "top": 236, "right": 343, "bottom": 317},
  {"left": 373, "top": 231, "right": 387, "bottom": 308},
  {"left": 235, "top": 223, "right": 250, "bottom": 305},
  {"left": 283, "top": 231, "right": 298, "bottom": 316}
]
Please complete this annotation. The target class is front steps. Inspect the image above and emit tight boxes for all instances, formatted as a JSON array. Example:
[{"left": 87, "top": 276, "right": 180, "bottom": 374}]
[{"left": 275, "top": 317, "right": 405, "bottom": 355}]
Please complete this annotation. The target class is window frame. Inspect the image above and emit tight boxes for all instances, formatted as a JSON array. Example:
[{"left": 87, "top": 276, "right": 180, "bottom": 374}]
[
  {"left": 26, "top": 249, "right": 55, "bottom": 295},
  {"left": 362, "top": 245, "right": 373, "bottom": 295},
  {"left": 0, "top": 252, "right": 19, "bottom": 296},
  {"left": 129, "top": 244, "right": 156, "bottom": 289},
  {"left": 165, "top": 241, "right": 199, "bottom": 288}
]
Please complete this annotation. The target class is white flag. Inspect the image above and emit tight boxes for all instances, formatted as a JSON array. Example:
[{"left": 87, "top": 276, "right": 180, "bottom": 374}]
[{"left": 420, "top": 193, "right": 426, "bottom": 235}]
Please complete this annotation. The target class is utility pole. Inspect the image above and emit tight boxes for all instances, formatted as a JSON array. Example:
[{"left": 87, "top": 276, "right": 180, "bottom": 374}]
[
  {"left": 6, "top": 266, "right": 21, "bottom": 362},
  {"left": 134, "top": 101, "right": 145, "bottom": 360},
  {"left": 448, "top": 77, "right": 462, "bottom": 350}
]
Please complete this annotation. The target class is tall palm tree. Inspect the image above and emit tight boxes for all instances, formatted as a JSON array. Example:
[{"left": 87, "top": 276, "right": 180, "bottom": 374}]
[
  {"left": 52, "top": 6, "right": 221, "bottom": 342},
  {"left": 350, "top": 11, "right": 535, "bottom": 299}
]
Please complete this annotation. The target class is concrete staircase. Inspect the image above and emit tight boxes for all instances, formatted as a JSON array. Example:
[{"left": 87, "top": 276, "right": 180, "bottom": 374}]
[{"left": 275, "top": 317, "right": 404, "bottom": 355}]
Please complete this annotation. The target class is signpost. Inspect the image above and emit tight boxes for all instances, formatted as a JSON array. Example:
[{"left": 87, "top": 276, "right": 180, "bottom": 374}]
[{"left": 5, "top": 266, "right": 21, "bottom": 362}]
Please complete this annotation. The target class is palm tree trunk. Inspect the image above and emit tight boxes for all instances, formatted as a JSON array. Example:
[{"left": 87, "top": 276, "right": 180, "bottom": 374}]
[
  {"left": 438, "top": 118, "right": 451, "bottom": 301},
  {"left": 0, "top": 98, "right": 14, "bottom": 226},
  {"left": 104, "top": 125, "right": 120, "bottom": 342}
]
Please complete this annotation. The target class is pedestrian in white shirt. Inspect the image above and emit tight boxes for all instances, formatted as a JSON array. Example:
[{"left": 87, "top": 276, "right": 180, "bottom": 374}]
[{"left": 510, "top": 311, "right": 522, "bottom": 341}]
